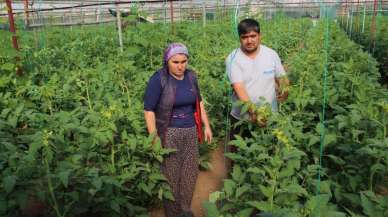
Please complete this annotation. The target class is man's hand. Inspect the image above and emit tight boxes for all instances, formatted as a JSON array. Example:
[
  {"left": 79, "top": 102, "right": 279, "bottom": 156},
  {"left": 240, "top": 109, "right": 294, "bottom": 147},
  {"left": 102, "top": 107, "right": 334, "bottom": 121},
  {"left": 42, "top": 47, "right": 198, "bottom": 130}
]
[
  {"left": 257, "top": 117, "right": 267, "bottom": 128},
  {"left": 249, "top": 111, "right": 257, "bottom": 123},
  {"left": 248, "top": 104, "right": 258, "bottom": 123},
  {"left": 275, "top": 77, "right": 290, "bottom": 103},
  {"left": 276, "top": 89, "right": 289, "bottom": 102}
]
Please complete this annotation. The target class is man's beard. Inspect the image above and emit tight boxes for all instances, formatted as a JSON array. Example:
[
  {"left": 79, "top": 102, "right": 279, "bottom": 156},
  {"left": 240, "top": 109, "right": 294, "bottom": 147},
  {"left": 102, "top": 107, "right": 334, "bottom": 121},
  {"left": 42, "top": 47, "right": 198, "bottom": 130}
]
[{"left": 242, "top": 45, "right": 258, "bottom": 54}]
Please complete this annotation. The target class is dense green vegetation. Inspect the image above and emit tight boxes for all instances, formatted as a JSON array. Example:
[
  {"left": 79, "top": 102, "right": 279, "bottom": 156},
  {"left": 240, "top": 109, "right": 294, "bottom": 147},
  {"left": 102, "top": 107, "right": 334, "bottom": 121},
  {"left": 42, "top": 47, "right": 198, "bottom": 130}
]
[
  {"left": 341, "top": 15, "right": 388, "bottom": 86},
  {"left": 205, "top": 20, "right": 388, "bottom": 217}
]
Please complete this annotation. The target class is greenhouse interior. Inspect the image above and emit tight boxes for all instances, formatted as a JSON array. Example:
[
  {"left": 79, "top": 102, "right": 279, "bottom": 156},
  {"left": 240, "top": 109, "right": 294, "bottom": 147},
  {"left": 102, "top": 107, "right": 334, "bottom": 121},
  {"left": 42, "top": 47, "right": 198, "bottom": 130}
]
[{"left": 0, "top": 0, "right": 387, "bottom": 217}]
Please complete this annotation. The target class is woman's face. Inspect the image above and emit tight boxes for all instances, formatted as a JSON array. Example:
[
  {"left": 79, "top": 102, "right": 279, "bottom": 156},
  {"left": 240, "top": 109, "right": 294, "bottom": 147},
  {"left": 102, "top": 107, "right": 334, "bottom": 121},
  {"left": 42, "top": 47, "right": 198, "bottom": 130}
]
[{"left": 168, "top": 54, "right": 188, "bottom": 79}]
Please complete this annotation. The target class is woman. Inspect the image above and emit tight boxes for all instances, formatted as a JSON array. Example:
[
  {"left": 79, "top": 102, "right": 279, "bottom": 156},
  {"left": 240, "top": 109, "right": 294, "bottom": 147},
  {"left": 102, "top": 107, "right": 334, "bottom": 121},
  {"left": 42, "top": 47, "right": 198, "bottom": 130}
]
[{"left": 144, "top": 43, "right": 212, "bottom": 217}]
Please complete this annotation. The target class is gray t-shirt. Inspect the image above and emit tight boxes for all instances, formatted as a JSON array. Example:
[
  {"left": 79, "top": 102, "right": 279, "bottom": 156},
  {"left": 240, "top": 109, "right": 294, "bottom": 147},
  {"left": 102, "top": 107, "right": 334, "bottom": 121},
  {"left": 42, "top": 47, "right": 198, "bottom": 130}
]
[{"left": 226, "top": 45, "right": 286, "bottom": 120}]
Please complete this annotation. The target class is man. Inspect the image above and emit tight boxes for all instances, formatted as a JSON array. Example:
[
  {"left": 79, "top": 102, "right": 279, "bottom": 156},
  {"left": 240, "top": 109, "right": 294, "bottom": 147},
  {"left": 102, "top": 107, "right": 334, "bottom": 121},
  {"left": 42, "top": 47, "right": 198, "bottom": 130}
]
[{"left": 226, "top": 18, "right": 289, "bottom": 139}]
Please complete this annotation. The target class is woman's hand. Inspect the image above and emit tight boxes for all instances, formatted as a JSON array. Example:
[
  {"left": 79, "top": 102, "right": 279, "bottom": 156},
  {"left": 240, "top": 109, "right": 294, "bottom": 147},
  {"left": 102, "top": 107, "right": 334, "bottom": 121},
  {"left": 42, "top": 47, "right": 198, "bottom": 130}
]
[
  {"left": 204, "top": 126, "right": 213, "bottom": 144},
  {"left": 152, "top": 134, "right": 161, "bottom": 145},
  {"left": 199, "top": 101, "right": 212, "bottom": 144}
]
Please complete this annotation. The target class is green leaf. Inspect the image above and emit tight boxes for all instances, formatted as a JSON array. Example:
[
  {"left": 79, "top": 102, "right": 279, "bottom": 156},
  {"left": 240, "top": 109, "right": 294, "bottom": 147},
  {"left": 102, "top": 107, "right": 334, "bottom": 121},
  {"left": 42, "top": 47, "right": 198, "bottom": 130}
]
[
  {"left": 138, "top": 182, "right": 151, "bottom": 195},
  {"left": 163, "top": 189, "right": 174, "bottom": 201},
  {"left": 224, "top": 152, "right": 245, "bottom": 161},
  {"left": 209, "top": 191, "right": 222, "bottom": 203},
  {"left": 3, "top": 176, "right": 16, "bottom": 194},
  {"left": 246, "top": 201, "right": 271, "bottom": 212},
  {"left": 1, "top": 63, "right": 14, "bottom": 71},
  {"left": 326, "top": 155, "right": 345, "bottom": 166},
  {"left": 281, "top": 183, "right": 308, "bottom": 196},
  {"left": 203, "top": 202, "right": 220, "bottom": 217},
  {"left": 236, "top": 185, "right": 250, "bottom": 198},
  {"left": 246, "top": 166, "right": 263, "bottom": 174},
  {"left": 324, "top": 133, "right": 337, "bottom": 146},
  {"left": 236, "top": 208, "right": 253, "bottom": 217},
  {"left": 158, "top": 188, "right": 163, "bottom": 200},
  {"left": 59, "top": 170, "right": 71, "bottom": 188},
  {"left": 92, "top": 178, "right": 102, "bottom": 190},
  {"left": 110, "top": 199, "right": 120, "bottom": 213},
  {"left": 308, "top": 135, "right": 321, "bottom": 147},
  {"left": 361, "top": 192, "right": 376, "bottom": 216},
  {"left": 219, "top": 203, "right": 235, "bottom": 213},
  {"left": 223, "top": 179, "right": 236, "bottom": 197},
  {"left": 149, "top": 173, "right": 167, "bottom": 181},
  {"left": 259, "top": 185, "right": 273, "bottom": 198},
  {"left": 306, "top": 194, "right": 331, "bottom": 211},
  {"left": 231, "top": 165, "right": 242, "bottom": 182},
  {"left": 370, "top": 163, "right": 385, "bottom": 174},
  {"left": 343, "top": 193, "right": 361, "bottom": 206},
  {"left": 230, "top": 136, "right": 248, "bottom": 150},
  {"left": 0, "top": 196, "right": 6, "bottom": 214}
]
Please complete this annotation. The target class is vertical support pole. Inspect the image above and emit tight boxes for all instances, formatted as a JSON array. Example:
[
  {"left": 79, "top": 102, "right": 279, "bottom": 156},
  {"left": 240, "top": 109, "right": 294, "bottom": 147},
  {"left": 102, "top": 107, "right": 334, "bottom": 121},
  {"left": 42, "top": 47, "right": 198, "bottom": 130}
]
[
  {"left": 202, "top": 1, "right": 206, "bottom": 28},
  {"left": 170, "top": 0, "right": 175, "bottom": 34},
  {"left": 223, "top": 0, "right": 226, "bottom": 19},
  {"left": 6, "top": 0, "right": 22, "bottom": 75},
  {"left": 355, "top": 0, "right": 360, "bottom": 34},
  {"left": 371, "top": 0, "right": 378, "bottom": 54},
  {"left": 344, "top": 0, "right": 348, "bottom": 30},
  {"left": 24, "top": 0, "right": 29, "bottom": 29},
  {"left": 97, "top": 7, "right": 100, "bottom": 23},
  {"left": 95, "top": 9, "right": 98, "bottom": 23},
  {"left": 179, "top": 3, "right": 182, "bottom": 21},
  {"left": 346, "top": 9, "right": 350, "bottom": 33},
  {"left": 116, "top": 1, "right": 124, "bottom": 53},
  {"left": 97, "top": 0, "right": 102, "bottom": 25},
  {"left": 362, "top": 2, "right": 366, "bottom": 33},
  {"left": 70, "top": 0, "right": 73, "bottom": 30},
  {"left": 6, "top": 0, "right": 19, "bottom": 51},
  {"left": 341, "top": 5, "right": 344, "bottom": 26},
  {"left": 81, "top": 2, "right": 85, "bottom": 24},
  {"left": 349, "top": 6, "right": 353, "bottom": 38},
  {"left": 164, "top": 0, "right": 167, "bottom": 24}
]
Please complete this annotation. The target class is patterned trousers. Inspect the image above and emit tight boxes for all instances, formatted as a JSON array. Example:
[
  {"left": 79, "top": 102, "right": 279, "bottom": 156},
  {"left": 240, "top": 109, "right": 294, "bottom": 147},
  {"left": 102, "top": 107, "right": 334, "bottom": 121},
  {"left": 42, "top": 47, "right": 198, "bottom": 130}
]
[{"left": 161, "top": 127, "right": 199, "bottom": 217}]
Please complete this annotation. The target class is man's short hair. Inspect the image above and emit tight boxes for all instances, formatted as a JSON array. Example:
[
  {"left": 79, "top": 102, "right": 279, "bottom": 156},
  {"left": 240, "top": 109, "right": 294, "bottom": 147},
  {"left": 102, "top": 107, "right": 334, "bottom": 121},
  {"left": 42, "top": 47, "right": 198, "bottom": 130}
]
[{"left": 238, "top": 18, "right": 260, "bottom": 36}]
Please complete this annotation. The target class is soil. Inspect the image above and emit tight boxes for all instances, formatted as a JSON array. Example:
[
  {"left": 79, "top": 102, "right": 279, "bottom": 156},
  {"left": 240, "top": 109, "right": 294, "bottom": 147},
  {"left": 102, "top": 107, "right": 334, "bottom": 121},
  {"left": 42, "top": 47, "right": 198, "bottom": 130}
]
[{"left": 149, "top": 144, "right": 229, "bottom": 217}]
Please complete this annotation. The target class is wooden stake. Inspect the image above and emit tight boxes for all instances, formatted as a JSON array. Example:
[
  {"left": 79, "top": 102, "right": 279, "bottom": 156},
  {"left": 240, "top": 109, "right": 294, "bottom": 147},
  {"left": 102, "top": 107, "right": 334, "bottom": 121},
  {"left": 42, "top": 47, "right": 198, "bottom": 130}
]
[
  {"left": 6, "top": 0, "right": 19, "bottom": 50},
  {"left": 116, "top": 1, "right": 123, "bottom": 52},
  {"left": 24, "top": 0, "right": 29, "bottom": 28}
]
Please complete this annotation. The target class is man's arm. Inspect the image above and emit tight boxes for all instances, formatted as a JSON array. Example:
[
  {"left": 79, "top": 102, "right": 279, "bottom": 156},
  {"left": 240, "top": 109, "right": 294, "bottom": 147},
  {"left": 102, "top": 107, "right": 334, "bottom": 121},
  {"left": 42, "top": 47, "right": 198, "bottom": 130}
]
[
  {"left": 232, "top": 82, "right": 256, "bottom": 121},
  {"left": 232, "top": 82, "right": 250, "bottom": 102}
]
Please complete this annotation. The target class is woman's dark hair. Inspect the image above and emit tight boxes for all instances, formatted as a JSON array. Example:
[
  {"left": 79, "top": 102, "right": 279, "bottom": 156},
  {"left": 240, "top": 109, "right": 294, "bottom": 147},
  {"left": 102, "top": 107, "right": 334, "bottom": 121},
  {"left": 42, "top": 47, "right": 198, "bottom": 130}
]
[{"left": 238, "top": 18, "right": 260, "bottom": 36}]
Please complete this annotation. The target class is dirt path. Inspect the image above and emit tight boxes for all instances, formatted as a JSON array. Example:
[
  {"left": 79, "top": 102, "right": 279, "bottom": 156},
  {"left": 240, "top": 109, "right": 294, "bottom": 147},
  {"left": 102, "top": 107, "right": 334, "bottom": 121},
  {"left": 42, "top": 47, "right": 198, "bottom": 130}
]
[{"left": 150, "top": 145, "right": 229, "bottom": 217}]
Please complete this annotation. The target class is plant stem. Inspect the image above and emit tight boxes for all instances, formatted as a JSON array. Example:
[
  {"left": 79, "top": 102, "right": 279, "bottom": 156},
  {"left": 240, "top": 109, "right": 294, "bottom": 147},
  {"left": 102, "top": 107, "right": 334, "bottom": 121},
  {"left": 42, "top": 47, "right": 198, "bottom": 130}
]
[
  {"left": 45, "top": 158, "right": 63, "bottom": 217},
  {"left": 369, "top": 158, "right": 381, "bottom": 191},
  {"left": 298, "top": 72, "right": 305, "bottom": 112},
  {"left": 111, "top": 143, "right": 116, "bottom": 174},
  {"left": 85, "top": 79, "right": 93, "bottom": 111}
]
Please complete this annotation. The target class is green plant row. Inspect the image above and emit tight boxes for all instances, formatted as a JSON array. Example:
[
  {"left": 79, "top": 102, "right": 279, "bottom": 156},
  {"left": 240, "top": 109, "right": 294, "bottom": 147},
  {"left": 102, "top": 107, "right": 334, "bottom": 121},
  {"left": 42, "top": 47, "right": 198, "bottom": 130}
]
[
  {"left": 205, "top": 20, "right": 388, "bottom": 217},
  {"left": 340, "top": 15, "right": 388, "bottom": 86},
  {"left": 0, "top": 18, "right": 311, "bottom": 217}
]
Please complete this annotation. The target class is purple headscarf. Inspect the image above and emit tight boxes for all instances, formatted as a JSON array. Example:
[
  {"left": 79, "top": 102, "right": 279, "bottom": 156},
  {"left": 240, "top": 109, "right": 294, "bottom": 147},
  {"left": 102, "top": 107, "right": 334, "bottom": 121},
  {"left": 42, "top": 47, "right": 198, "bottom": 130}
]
[{"left": 163, "top": 43, "right": 189, "bottom": 66}]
